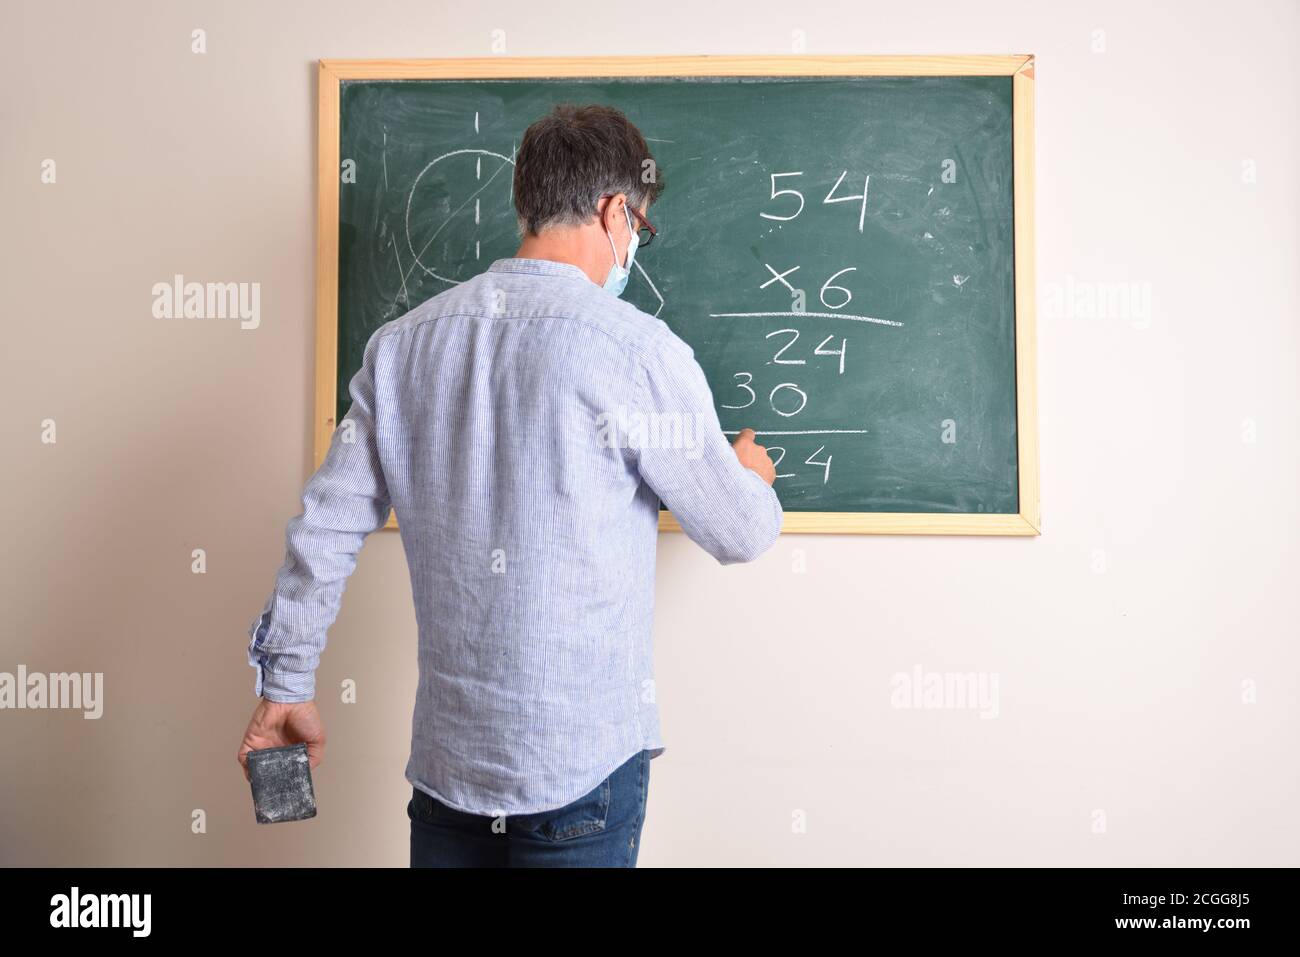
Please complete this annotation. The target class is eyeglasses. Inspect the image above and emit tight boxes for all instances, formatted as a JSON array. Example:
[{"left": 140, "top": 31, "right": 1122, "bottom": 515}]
[{"left": 600, "top": 193, "right": 657, "bottom": 248}]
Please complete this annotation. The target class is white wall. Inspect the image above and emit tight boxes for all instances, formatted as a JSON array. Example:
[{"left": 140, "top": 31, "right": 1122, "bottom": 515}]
[{"left": 3, "top": 0, "right": 1296, "bottom": 866}]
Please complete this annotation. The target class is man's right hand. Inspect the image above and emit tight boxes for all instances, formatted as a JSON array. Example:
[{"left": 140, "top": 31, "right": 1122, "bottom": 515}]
[
  {"left": 731, "top": 428, "right": 776, "bottom": 486},
  {"left": 237, "top": 699, "right": 326, "bottom": 782}
]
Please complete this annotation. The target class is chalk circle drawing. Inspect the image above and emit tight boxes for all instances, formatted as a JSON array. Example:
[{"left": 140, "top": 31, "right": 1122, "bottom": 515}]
[
  {"left": 405, "top": 148, "right": 516, "bottom": 286},
  {"left": 404, "top": 146, "right": 665, "bottom": 315}
]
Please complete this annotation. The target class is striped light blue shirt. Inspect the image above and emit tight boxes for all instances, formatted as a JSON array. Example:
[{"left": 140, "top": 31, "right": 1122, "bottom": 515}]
[{"left": 247, "top": 257, "right": 783, "bottom": 815}]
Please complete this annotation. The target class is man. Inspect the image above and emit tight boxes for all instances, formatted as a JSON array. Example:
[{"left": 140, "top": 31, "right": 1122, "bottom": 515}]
[{"left": 237, "top": 104, "right": 782, "bottom": 867}]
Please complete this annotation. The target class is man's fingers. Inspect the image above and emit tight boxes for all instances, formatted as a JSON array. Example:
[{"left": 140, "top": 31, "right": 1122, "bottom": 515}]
[
  {"left": 734, "top": 427, "right": 756, "bottom": 445},
  {"left": 303, "top": 737, "right": 326, "bottom": 769}
]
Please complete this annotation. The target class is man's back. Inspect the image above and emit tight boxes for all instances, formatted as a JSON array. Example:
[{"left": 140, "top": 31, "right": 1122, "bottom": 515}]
[
  {"left": 247, "top": 256, "right": 782, "bottom": 816},
  {"left": 383, "top": 257, "right": 694, "bottom": 815}
]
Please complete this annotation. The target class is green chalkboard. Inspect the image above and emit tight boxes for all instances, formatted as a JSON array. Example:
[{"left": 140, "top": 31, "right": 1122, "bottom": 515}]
[{"left": 336, "top": 74, "right": 1020, "bottom": 515}]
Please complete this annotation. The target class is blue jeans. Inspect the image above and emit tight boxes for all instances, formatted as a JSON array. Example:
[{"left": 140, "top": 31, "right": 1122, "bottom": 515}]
[{"left": 408, "top": 749, "right": 651, "bottom": 867}]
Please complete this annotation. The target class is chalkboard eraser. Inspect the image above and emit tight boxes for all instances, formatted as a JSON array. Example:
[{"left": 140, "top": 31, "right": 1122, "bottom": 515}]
[{"left": 247, "top": 743, "right": 317, "bottom": 824}]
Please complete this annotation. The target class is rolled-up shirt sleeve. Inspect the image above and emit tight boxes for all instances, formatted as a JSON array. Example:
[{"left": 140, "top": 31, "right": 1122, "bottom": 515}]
[
  {"left": 246, "top": 328, "right": 393, "bottom": 702},
  {"left": 632, "top": 332, "right": 783, "bottom": 564}
]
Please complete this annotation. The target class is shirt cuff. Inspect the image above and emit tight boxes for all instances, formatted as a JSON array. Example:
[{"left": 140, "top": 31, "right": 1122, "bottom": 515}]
[
  {"left": 247, "top": 606, "right": 316, "bottom": 702},
  {"left": 251, "top": 661, "right": 316, "bottom": 703},
  {"left": 745, "top": 468, "right": 784, "bottom": 549}
]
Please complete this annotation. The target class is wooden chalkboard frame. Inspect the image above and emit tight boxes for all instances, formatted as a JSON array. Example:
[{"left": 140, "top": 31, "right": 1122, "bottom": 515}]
[{"left": 315, "top": 56, "right": 1039, "bottom": 536}]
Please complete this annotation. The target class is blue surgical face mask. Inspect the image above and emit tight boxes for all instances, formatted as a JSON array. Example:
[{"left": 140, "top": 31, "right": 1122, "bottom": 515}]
[{"left": 602, "top": 204, "right": 638, "bottom": 297}]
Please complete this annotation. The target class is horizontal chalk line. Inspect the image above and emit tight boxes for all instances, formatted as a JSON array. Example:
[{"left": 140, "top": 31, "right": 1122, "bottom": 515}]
[
  {"left": 708, "top": 311, "right": 903, "bottom": 327},
  {"left": 722, "top": 429, "right": 869, "bottom": 435}
]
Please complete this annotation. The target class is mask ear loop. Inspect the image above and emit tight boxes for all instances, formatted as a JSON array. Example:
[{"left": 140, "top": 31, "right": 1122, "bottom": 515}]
[
  {"left": 604, "top": 199, "right": 635, "bottom": 268},
  {"left": 605, "top": 212, "right": 622, "bottom": 267}
]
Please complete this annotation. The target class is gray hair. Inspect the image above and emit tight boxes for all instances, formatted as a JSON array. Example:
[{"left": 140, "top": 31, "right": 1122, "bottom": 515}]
[{"left": 512, "top": 104, "right": 663, "bottom": 235}]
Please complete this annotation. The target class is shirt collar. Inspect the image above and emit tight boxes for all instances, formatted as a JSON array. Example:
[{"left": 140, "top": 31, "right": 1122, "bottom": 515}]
[{"left": 487, "top": 257, "right": 592, "bottom": 283}]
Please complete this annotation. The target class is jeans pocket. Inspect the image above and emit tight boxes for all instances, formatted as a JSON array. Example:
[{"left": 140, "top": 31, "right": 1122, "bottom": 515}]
[
  {"left": 520, "top": 778, "right": 611, "bottom": 842},
  {"left": 408, "top": 788, "right": 453, "bottom": 826}
]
